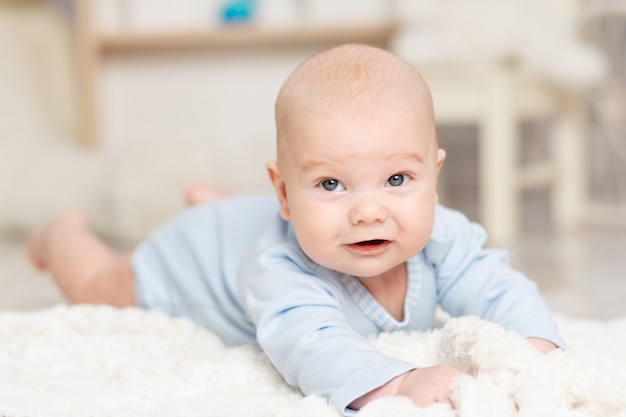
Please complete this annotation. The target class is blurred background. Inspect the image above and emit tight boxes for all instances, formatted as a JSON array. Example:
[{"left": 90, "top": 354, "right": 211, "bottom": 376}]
[{"left": 1, "top": 0, "right": 624, "bottom": 318}]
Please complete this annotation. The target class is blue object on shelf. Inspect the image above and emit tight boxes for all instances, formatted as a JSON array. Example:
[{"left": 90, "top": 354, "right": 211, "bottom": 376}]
[{"left": 221, "top": 0, "right": 256, "bottom": 23}]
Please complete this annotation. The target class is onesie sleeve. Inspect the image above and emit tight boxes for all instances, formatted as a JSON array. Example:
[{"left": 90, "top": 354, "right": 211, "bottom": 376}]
[
  {"left": 424, "top": 205, "right": 566, "bottom": 348},
  {"left": 243, "top": 244, "right": 417, "bottom": 415}
]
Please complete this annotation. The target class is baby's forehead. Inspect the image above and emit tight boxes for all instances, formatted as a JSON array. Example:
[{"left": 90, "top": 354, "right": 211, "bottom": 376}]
[
  {"left": 282, "top": 105, "right": 437, "bottom": 157},
  {"left": 284, "top": 82, "right": 433, "bottom": 138}
]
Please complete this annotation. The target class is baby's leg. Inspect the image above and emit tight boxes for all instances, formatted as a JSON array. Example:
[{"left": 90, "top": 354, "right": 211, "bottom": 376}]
[
  {"left": 184, "top": 182, "right": 231, "bottom": 206},
  {"left": 28, "top": 213, "right": 135, "bottom": 307}
]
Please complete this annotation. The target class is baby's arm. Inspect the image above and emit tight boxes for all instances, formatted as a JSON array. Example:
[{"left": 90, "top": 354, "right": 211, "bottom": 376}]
[
  {"left": 247, "top": 256, "right": 429, "bottom": 413},
  {"left": 428, "top": 206, "right": 566, "bottom": 349},
  {"left": 349, "top": 365, "right": 469, "bottom": 410}
]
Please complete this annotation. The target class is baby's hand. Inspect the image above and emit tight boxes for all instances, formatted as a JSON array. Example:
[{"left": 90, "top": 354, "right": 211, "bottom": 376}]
[
  {"left": 395, "top": 365, "right": 469, "bottom": 407},
  {"left": 527, "top": 337, "right": 558, "bottom": 353},
  {"left": 349, "top": 364, "right": 469, "bottom": 410}
]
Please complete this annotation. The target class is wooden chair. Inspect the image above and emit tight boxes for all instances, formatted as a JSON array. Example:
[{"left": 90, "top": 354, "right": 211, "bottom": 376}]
[{"left": 420, "top": 61, "right": 586, "bottom": 243}]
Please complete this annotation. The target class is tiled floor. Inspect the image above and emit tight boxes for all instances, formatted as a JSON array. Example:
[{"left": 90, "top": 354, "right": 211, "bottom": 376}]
[{"left": 1, "top": 225, "right": 625, "bottom": 320}]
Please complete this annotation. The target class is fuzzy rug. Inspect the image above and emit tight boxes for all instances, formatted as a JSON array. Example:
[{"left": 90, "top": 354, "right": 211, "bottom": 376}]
[{"left": 1, "top": 305, "right": 625, "bottom": 417}]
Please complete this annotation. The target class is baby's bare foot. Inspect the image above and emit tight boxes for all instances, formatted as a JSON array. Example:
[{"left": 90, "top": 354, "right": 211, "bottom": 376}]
[
  {"left": 184, "top": 182, "right": 231, "bottom": 206},
  {"left": 27, "top": 212, "right": 87, "bottom": 272}
]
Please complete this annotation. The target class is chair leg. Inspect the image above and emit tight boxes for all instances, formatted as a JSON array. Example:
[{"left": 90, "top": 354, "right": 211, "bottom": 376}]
[
  {"left": 479, "top": 71, "right": 519, "bottom": 244},
  {"left": 552, "top": 94, "right": 586, "bottom": 232}
]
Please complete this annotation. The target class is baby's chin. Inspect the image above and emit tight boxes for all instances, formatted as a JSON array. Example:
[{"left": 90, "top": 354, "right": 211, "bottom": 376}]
[{"left": 326, "top": 259, "right": 409, "bottom": 280}]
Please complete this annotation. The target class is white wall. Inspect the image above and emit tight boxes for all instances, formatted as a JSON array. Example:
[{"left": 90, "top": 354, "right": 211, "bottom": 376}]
[{"left": 98, "top": 46, "right": 331, "bottom": 195}]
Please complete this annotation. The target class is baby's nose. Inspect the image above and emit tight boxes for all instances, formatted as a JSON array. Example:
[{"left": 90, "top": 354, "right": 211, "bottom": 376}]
[{"left": 349, "top": 198, "right": 388, "bottom": 225}]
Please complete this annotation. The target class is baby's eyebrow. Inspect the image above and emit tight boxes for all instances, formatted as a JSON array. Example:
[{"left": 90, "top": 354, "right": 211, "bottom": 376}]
[
  {"left": 393, "top": 152, "right": 426, "bottom": 165},
  {"left": 300, "top": 152, "right": 425, "bottom": 173},
  {"left": 300, "top": 158, "right": 332, "bottom": 172}
]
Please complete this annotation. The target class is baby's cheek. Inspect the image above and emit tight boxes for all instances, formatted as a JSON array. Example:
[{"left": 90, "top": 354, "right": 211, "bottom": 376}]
[{"left": 404, "top": 215, "right": 433, "bottom": 250}]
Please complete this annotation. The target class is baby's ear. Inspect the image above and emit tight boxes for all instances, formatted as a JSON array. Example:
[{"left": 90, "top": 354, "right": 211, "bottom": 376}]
[
  {"left": 266, "top": 160, "right": 291, "bottom": 221},
  {"left": 434, "top": 148, "right": 447, "bottom": 204},
  {"left": 436, "top": 148, "right": 447, "bottom": 171}
]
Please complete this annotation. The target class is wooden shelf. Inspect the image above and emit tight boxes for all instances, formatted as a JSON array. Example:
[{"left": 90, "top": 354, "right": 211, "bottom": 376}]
[
  {"left": 97, "top": 23, "right": 397, "bottom": 51},
  {"left": 74, "top": 0, "right": 396, "bottom": 146}
]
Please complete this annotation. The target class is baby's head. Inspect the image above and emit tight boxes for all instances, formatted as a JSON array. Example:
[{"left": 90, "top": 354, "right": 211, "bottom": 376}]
[{"left": 267, "top": 44, "right": 446, "bottom": 279}]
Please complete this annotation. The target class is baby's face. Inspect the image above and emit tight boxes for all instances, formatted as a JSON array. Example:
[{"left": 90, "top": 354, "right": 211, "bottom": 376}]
[{"left": 269, "top": 109, "right": 445, "bottom": 280}]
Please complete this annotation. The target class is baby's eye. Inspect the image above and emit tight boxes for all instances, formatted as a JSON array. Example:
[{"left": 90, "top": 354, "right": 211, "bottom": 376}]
[
  {"left": 386, "top": 174, "right": 408, "bottom": 187},
  {"left": 320, "top": 179, "right": 345, "bottom": 192}
]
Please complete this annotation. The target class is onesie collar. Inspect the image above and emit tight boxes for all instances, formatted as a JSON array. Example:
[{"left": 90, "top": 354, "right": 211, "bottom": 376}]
[{"left": 340, "top": 256, "right": 422, "bottom": 332}]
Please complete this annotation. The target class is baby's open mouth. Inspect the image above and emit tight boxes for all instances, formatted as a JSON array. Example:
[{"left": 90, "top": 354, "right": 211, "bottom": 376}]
[
  {"left": 348, "top": 239, "right": 391, "bottom": 254},
  {"left": 355, "top": 239, "right": 388, "bottom": 246}
]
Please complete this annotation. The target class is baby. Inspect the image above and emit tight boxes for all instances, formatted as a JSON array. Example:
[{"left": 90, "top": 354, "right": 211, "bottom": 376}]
[{"left": 29, "top": 44, "right": 564, "bottom": 414}]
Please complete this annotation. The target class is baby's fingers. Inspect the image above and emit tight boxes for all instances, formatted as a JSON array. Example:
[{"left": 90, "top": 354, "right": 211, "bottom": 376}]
[{"left": 399, "top": 365, "right": 469, "bottom": 408}]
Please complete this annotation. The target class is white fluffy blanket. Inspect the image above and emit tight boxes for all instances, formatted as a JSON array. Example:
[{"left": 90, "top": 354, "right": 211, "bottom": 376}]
[{"left": 1, "top": 305, "right": 625, "bottom": 417}]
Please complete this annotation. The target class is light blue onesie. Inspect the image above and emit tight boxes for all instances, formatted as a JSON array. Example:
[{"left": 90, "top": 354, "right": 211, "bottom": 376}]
[{"left": 132, "top": 195, "right": 564, "bottom": 414}]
